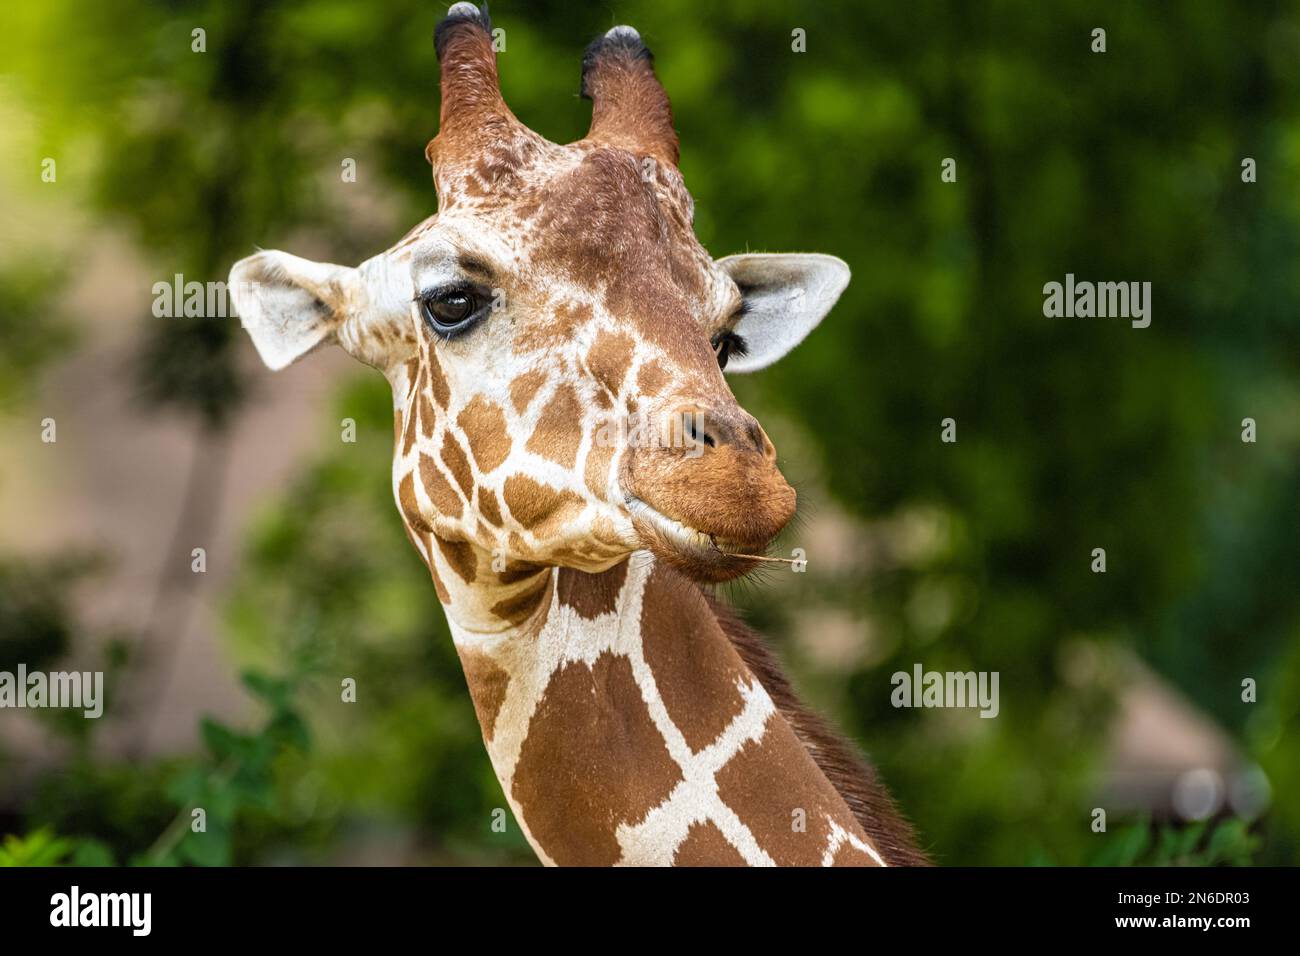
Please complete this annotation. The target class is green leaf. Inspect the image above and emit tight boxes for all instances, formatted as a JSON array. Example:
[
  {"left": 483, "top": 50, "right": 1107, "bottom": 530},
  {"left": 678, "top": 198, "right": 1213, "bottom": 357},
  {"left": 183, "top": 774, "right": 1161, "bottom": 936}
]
[
  {"left": 70, "top": 839, "right": 116, "bottom": 867},
  {"left": 0, "top": 829, "right": 74, "bottom": 866},
  {"left": 1204, "top": 819, "right": 1258, "bottom": 866},
  {"left": 177, "top": 825, "right": 231, "bottom": 867},
  {"left": 1175, "top": 820, "right": 1208, "bottom": 858},
  {"left": 267, "top": 709, "right": 311, "bottom": 751},
  {"left": 241, "top": 670, "right": 290, "bottom": 707},
  {"left": 200, "top": 717, "right": 251, "bottom": 762},
  {"left": 1089, "top": 821, "right": 1151, "bottom": 867},
  {"left": 165, "top": 766, "right": 210, "bottom": 806}
]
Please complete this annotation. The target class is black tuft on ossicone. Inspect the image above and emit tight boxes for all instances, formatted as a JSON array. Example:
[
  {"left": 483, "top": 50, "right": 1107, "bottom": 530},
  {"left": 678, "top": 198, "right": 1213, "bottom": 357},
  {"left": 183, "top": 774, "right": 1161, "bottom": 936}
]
[
  {"left": 434, "top": 2, "right": 493, "bottom": 60},
  {"left": 580, "top": 27, "right": 654, "bottom": 100}
]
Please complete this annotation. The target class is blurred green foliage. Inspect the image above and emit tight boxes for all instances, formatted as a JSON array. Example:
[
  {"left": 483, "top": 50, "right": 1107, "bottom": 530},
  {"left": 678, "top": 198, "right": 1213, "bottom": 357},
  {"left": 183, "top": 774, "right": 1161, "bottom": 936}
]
[
  {"left": 1, "top": 0, "right": 1297, "bottom": 865},
  {"left": 0, "top": 262, "right": 71, "bottom": 412},
  {"left": 0, "top": 828, "right": 113, "bottom": 866},
  {"left": 1082, "top": 817, "right": 1261, "bottom": 868}
]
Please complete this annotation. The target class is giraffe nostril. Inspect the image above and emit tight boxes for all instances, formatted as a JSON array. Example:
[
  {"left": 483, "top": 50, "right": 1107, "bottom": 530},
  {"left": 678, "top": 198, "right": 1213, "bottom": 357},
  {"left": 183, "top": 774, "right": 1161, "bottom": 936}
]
[{"left": 665, "top": 403, "right": 771, "bottom": 457}]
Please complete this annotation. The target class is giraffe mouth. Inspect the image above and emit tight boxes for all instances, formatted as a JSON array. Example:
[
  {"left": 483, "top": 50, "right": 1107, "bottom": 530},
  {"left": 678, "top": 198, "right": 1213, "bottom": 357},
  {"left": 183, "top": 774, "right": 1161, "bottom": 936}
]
[{"left": 626, "top": 497, "right": 771, "bottom": 582}]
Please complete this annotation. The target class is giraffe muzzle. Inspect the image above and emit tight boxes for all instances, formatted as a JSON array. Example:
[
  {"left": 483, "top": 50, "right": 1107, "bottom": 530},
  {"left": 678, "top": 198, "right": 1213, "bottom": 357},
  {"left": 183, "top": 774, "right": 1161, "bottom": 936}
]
[{"left": 622, "top": 404, "right": 797, "bottom": 582}]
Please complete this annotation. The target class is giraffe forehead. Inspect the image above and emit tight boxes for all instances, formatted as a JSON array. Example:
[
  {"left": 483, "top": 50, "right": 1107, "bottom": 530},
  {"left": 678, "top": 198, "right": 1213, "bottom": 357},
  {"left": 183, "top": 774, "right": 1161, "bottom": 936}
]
[
  {"left": 530, "top": 150, "right": 700, "bottom": 268},
  {"left": 417, "top": 142, "right": 710, "bottom": 284},
  {"left": 517, "top": 156, "right": 728, "bottom": 359},
  {"left": 434, "top": 137, "right": 690, "bottom": 216}
]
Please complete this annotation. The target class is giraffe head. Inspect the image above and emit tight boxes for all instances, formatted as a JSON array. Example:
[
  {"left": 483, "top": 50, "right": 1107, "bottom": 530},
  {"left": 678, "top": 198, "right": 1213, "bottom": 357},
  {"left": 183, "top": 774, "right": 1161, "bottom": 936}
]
[{"left": 230, "top": 5, "right": 849, "bottom": 588}]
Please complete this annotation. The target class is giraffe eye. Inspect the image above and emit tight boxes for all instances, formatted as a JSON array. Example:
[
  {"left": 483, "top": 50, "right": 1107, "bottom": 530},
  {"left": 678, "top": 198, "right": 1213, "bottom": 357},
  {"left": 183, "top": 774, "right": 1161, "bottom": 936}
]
[{"left": 418, "top": 285, "right": 484, "bottom": 335}]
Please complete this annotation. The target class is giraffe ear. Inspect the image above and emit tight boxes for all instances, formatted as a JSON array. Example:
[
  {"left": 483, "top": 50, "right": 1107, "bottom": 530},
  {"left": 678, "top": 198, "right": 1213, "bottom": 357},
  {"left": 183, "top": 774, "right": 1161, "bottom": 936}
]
[
  {"left": 229, "top": 250, "right": 357, "bottom": 371},
  {"left": 715, "top": 253, "right": 850, "bottom": 373}
]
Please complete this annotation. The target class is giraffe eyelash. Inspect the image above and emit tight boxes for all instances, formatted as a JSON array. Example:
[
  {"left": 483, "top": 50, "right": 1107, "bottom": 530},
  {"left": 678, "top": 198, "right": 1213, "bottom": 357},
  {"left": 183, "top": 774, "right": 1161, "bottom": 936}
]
[{"left": 711, "top": 330, "right": 748, "bottom": 370}]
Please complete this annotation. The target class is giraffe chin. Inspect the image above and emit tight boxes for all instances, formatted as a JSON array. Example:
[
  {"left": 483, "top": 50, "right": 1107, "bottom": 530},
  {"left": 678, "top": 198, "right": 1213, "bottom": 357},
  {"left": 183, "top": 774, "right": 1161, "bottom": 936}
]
[{"left": 628, "top": 500, "right": 770, "bottom": 583}]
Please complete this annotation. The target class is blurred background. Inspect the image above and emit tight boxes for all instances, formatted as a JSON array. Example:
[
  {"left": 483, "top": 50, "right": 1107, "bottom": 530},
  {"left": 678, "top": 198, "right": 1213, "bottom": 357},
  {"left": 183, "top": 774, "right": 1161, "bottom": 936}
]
[{"left": 0, "top": 0, "right": 1297, "bottom": 866}]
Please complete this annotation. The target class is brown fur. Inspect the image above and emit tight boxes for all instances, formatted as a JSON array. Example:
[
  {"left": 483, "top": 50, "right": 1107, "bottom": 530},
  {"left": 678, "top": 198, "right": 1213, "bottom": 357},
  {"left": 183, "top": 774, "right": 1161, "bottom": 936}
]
[
  {"left": 431, "top": 9, "right": 511, "bottom": 149},
  {"left": 582, "top": 29, "right": 680, "bottom": 165},
  {"left": 457, "top": 396, "right": 511, "bottom": 473},
  {"left": 673, "top": 821, "right": 746, "bottom": 866},
  {"left": 458, "top": 647, "right": 511, "bottom": 741},
  {"left": 557, "top": 561, "right": 628, "bottom": 618},
  {"left": 706, "top": 593, "right": 932, "bottom": 866},
  {"left": 489, "top": 572, "right": 552, "bottom": 625},
  {"left": 511, "top": 652, "right": 683, "bottom": 865},
  {"left": 525, "top": 383, "right": 583, "bottom": 468}
]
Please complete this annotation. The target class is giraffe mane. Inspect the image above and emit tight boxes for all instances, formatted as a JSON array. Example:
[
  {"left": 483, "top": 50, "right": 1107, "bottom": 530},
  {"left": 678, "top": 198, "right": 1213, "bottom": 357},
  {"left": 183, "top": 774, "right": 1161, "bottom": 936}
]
[{"left": 704, "top": 591, "right": 932, "bottom": 866}]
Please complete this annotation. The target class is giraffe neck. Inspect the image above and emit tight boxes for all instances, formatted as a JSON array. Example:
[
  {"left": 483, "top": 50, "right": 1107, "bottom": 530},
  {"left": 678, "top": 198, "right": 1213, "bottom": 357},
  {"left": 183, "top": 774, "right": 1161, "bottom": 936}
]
[{"left": 433, "top": 548, "right": 894, "bottom": 866}]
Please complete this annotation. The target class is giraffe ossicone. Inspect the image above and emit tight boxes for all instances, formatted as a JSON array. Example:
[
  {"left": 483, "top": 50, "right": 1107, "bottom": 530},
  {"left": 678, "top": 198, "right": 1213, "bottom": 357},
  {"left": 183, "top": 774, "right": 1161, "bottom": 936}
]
[{"left": 230, "top": 3, "right": 925, "bottom": 867}]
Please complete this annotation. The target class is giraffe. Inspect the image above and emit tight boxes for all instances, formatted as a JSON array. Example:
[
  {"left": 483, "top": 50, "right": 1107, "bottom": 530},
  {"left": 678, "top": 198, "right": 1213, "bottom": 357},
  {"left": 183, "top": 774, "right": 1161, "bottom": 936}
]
[{"left": 229, "top": 3, "right": 926, "bottom": 867}]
